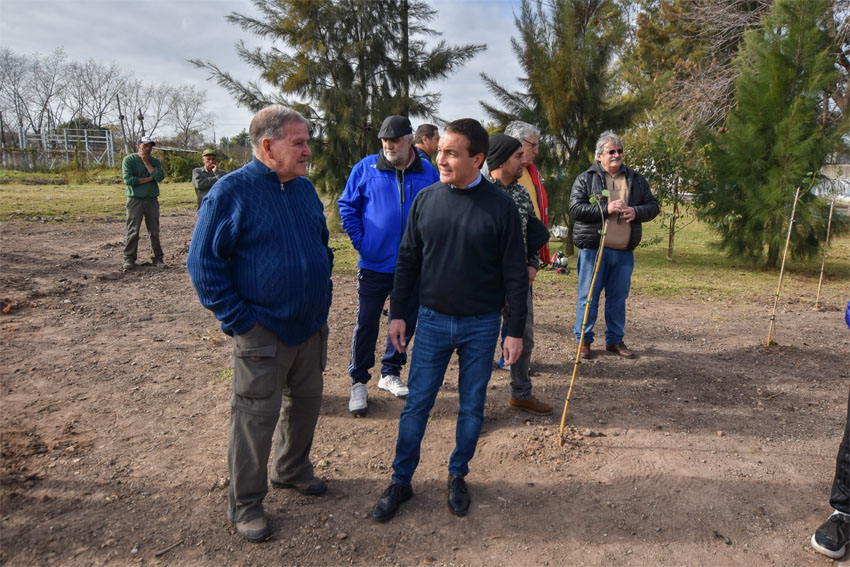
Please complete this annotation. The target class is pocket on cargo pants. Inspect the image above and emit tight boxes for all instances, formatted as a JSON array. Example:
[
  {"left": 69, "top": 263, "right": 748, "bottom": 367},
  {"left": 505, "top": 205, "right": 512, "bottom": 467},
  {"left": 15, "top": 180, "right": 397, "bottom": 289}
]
[{"left": 232, "top": 323, "right": 278, "bottom": 398}]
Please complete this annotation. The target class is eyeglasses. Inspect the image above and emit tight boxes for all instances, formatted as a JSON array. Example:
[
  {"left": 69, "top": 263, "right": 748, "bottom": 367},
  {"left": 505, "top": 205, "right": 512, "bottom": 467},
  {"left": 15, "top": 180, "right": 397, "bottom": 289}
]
[
  {"left": 605, "top": 148, "right": 623, "bottom": 156},
  {"left": 521, "top": 139, "right": 539, "bottom": 149}
]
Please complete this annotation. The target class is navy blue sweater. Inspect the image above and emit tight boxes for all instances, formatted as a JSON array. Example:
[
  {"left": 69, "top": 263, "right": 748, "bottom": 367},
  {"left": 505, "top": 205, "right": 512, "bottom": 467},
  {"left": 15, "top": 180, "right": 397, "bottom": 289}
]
[
  {"left": 187, "top": 158, "right": 333, "bottom": 345},
  {"left": 390, "top": 179, "right": 528, "bottom": 337}
]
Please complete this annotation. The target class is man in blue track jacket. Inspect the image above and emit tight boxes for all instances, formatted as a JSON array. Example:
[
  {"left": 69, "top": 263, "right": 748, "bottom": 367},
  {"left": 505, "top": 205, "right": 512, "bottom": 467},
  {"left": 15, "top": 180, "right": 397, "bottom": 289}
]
[{"left": 338, "top": 115, "right": 439, "bottom": 416}]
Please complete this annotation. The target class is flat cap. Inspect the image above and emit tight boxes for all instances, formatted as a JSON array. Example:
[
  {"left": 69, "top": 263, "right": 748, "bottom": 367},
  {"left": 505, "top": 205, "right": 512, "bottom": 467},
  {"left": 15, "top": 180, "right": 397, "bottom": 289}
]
[{"left": 377, "top": 115, "right": 412, "bottom": 139}]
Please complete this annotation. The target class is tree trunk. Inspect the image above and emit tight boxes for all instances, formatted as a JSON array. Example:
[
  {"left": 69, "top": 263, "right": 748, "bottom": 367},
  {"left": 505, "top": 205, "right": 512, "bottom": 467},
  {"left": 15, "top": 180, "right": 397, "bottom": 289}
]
[
  {"left": 400, "top": 0, "right": 410, "bottom": 116},
  {"left": 667, "top": 177, "right": 679, "bottom": 260},
  {"left": 564, "top": 212, "right": 575, "bottom": 257},
  {"left": 766, "top": 243, "right": 779, "bottom": 268}
]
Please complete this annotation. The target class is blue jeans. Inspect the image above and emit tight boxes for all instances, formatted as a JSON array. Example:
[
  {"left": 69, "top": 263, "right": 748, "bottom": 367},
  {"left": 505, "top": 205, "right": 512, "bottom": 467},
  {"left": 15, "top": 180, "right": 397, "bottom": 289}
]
[
  {"left": 573, "top": 247, "right": 634, "bottom": 345},
  {"left": 391, "top": 307, "right": 501, "bottom": 485}
]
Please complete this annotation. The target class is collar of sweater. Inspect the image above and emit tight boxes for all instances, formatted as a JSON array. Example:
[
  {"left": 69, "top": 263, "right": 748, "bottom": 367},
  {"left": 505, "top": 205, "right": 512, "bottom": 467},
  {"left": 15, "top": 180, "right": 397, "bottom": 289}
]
[
  {"left": 248, "top": 156, "right": 302, "bottom": 187},
  {"left": 376, "top": 148, "right": 425, "bottom": 174}
]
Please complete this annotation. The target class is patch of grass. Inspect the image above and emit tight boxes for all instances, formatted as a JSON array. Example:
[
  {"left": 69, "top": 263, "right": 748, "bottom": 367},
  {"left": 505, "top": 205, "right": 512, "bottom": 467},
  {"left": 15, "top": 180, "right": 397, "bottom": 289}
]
[
  {"left": 541, "top": 213, "right": 849, "bottom": 303},
  {"left": 632, "top": 215, "right": 850, "bottom": 301},
  {"left": 330, "top": 233, "right": 358, "bottom": 277},
  {"left": 211, "top": 367, "right": 232, "bottom": 386},
  {"left": 1, "top": 181, "right": 197, "bottom": 219}
]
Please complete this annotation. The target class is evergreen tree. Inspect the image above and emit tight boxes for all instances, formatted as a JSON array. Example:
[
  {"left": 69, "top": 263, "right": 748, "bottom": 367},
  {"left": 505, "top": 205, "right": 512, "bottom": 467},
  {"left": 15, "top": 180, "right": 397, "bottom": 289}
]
[
  {"left": 480, "top": 0, "right": 636, "bottom": 221},
  {"left": 698, "top": 0, "right": 849, "bottom": 267},
  {"left": 622, "top": 0, "right": 702, "bottom": 114},
  {"left": 190, "top": 0, "right": 484, "bottom": 197}
]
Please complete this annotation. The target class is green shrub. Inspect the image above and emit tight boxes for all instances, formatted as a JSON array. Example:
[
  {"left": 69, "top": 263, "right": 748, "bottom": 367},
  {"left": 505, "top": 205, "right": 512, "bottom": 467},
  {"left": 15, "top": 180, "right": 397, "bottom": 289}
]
[{"left": 160, "top": 152, "right": 202, "bottom": 182}]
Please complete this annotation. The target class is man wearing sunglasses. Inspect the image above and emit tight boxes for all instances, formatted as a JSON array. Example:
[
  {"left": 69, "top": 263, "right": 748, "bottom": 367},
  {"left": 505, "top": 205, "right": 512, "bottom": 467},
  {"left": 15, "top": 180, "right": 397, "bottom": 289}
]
[{"left": 569, "top": 131, "right": 659, "bottom": 359}]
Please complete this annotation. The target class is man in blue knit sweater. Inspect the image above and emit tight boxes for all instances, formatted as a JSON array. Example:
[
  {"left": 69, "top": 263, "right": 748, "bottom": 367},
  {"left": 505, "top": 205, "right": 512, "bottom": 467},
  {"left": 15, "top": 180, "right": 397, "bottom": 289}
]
[{"left": 187, "top": 106, "right": 333, "bottom": 543}]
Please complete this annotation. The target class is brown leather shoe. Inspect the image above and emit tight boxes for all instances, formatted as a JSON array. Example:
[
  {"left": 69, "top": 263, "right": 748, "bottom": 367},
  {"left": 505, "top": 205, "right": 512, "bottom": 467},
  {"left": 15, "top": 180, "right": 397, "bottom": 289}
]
[
  {"left": 579, "top": 342, "right": 592, "bottom": 359},
  {"left": 606, "top": 342, "right": 635, "bottom": 358},
  {"left": 509, "top": 396, "right": 553, "bottom": 415}
]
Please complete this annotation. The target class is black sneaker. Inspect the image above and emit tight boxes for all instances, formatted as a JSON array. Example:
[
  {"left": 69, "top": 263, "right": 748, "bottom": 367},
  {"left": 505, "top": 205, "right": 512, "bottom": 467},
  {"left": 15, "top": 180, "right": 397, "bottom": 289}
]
[{"left": 811, "top": 512, "right": 850, "bottom": 558}]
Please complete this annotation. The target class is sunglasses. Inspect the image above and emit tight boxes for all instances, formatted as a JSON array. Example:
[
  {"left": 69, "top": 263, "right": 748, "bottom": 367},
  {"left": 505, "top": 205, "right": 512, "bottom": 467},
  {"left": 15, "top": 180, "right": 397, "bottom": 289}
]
[{"left": 605, "top": 148, "right": 623, "bottom": 156}]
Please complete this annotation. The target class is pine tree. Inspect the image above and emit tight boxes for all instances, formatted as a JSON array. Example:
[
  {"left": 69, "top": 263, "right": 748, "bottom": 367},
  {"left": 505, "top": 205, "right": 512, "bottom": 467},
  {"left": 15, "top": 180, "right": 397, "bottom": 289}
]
[
  {"left": 190, "top": 0, "right": 484, "bottom": 197},
  {"left": 698, "top": 0, "right": 849, "bottom": 267},
  {"left": 480, "top": 0, "right": 635, "bottom": 221}
]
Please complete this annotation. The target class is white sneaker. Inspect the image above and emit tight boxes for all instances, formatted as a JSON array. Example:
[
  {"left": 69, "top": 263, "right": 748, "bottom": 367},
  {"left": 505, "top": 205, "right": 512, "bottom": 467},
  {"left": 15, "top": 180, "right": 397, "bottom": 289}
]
[
  {"left": 378, "top": 374, "right": 409, "bottom": 398},
  {"left": 349, "top": 382, "right": 368, "bottom": 415}
]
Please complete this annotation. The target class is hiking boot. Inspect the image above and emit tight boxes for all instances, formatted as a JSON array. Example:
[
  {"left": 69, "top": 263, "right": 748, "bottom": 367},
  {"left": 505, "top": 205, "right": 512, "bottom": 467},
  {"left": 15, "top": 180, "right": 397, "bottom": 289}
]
[
  {"left": 579, "top": 342, "right": 592, "bottom": 359},
  {"left": 606, "top": 341, "right": 635, "bottom": 358},
  {"left": 371, "top": 482, "right": 413, "bottom": 522},
  {"left": 378, "top": 374, "right": 409, "bottom": 398},
  {"left": 152, "top": 257, "right": 167, "bottom": 268},
  {"left": 234, "top": 516, "right": 271, "bottom": 543},
  {"left": 811, "top": 512, "right": 850, "bottom": 558},
  {"left": 509, "top": 396, "right": 553, "bottom": 415},
  {"left": 271, "top": 476, "right": 327, "bottom": 496},
  {"left": 122, "top": 260, "right": 135, "bottom": 272},
  {"left": 349, "top": 382, "right": 368, "bottom": 415}
]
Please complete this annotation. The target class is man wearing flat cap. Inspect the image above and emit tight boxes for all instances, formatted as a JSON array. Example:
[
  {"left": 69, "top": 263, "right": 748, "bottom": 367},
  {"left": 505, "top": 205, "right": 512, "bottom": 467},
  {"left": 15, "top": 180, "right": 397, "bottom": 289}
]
[
  {"left": 338, "top": 115, "right": 439, "bottom": 416},
  {"left": 192, "top": 149, "right": 227, "bottom": 209},
  {"left": 121, "top": 135, "right": 165, "bottom": 271},
  {"left": 485, "top": 133, "right": 552, "bottom": 416}
]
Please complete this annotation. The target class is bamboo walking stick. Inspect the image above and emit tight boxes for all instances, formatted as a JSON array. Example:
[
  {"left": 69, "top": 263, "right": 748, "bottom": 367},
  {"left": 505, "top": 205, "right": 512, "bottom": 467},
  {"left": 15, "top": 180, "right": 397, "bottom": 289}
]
[
  {"left": 814, "top": 196, "right": 835, "bottom": 311},
  {"left": 559, "top": 218, "right": 608, "bottom": 447},
  {"left": 766, "top": 186, "right": 801, "bottom": 347}
]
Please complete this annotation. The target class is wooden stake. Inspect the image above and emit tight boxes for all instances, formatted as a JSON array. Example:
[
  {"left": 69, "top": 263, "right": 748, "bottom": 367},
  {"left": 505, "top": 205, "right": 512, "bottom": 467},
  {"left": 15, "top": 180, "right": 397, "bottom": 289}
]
[
  {"left": 559, "top": 220, "right": 608, "bottom": 446},
  {"left": 814, "top": 196, "right": 835, "bottom": 310},
  {"left": 767, "top": 187, "right": 801, "bottom": 346}
]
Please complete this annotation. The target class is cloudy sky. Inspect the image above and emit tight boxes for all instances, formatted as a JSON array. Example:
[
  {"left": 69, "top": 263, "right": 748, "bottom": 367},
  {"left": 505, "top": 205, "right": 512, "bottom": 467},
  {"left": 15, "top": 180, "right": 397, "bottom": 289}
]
[{"left": 0, "top": 0, "right": 525, "bottom": 139}]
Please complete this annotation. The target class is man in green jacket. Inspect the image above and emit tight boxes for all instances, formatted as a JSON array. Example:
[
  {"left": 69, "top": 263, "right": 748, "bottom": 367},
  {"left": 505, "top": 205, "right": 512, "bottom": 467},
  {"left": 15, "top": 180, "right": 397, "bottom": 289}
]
[{"left": 122, "top": 136, "right": 165, "bottom": 271}]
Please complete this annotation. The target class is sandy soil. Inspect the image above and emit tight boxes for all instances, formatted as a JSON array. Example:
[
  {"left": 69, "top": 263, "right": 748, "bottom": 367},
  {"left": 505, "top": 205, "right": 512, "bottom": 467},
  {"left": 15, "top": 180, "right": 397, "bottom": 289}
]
[{"left": 1, "top": 213, "right": 849, "bottom": 567}]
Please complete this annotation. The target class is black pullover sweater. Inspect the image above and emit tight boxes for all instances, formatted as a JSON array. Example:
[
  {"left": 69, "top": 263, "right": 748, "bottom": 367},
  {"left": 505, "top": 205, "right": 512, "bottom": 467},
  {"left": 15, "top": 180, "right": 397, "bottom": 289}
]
[{"left": 390, "top": 178, "right": 528, "bottom": 337}]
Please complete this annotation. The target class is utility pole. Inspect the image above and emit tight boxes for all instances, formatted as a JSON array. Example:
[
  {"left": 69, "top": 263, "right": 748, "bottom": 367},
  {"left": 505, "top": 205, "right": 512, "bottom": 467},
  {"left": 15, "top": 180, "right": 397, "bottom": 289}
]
[{"left": 116, "top": 94, "right": 130, "bottom": 153}]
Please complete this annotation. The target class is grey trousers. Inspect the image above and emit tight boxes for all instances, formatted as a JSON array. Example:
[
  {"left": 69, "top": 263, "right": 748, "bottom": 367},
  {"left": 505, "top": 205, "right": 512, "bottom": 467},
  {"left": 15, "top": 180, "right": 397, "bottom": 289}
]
[
  {"left": 503, "top": 288, "right": 535, "bottom": 400},
  {"left": 227, "top": 322, "right": 327, "bottom": 523},
  {"left": 123, "top": 197, "right": 163, "bottom": 262}
]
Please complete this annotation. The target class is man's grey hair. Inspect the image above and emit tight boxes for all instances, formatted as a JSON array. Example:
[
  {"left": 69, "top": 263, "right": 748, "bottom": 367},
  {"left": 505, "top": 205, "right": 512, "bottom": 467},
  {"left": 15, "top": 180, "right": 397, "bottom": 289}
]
[
  {"left": 249, "top": 105, "right": 308, "bottom": 151},
  {"left": 504, "top": 120, "right": 540, "bottom": 142},
  {"left": 595, "top": 131, "right": 624, "bottom": 156}
]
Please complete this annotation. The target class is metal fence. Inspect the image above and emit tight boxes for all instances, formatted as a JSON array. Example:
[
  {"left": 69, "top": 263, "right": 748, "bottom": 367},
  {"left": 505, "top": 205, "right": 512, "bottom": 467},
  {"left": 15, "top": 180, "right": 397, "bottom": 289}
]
[{"left": 0, "top": 128, "right": 116, "bottom": 170}]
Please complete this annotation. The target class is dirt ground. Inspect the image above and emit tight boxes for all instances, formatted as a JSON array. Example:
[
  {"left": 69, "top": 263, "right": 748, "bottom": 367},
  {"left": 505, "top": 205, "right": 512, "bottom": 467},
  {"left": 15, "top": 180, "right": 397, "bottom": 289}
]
[{"left": 1, "top": 213, "right": 849, "bottom": 567}]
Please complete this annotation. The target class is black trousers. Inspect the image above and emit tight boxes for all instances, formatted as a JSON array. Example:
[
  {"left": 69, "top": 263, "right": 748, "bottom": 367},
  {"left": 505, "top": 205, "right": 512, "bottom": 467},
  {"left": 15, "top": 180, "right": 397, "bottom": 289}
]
[
  {"left": 830, "top": 387, "right": 850, "bottom": 513},
  {"left": 348, "top": 268, "right": 418, "bottom": 384}
]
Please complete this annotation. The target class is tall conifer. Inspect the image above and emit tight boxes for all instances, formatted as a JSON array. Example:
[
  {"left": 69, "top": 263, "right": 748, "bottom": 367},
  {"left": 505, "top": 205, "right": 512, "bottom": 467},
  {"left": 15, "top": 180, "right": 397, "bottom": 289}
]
[
  {"left": 698, "top": 0, "right": 848, "bottom": 267},
  {"left": 191, "top": 0, "right": 484, "bottom": 197},
  {"left": 480, "top": 0, "right": 635, "bottom": 220}
]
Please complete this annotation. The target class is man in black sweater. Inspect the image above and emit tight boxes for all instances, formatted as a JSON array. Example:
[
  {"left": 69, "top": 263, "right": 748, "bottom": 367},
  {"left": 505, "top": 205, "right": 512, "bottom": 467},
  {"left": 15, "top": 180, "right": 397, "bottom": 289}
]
[{"left": 370, "top": 118, "right": 529, "bottom": 522}]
